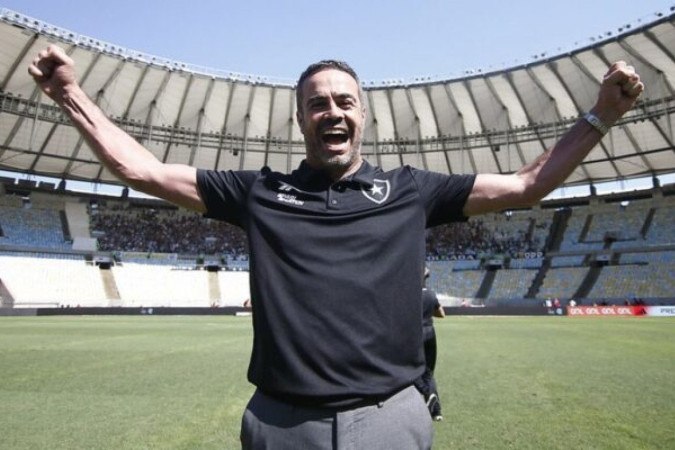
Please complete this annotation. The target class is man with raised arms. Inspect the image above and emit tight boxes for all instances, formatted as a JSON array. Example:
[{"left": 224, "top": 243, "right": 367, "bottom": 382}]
[{"left": 29, "top": 47, "right": 643, "bottom": 449}]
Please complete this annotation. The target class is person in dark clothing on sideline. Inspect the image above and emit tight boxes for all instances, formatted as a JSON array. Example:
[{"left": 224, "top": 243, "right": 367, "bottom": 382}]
[{"left": 415, "top": 266, "right": 446, "bottom": 421}]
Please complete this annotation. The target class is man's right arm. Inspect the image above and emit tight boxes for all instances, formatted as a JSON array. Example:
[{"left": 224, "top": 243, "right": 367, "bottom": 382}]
[{"left": 28, "top": 45, "right": 206, "bottom": 213}]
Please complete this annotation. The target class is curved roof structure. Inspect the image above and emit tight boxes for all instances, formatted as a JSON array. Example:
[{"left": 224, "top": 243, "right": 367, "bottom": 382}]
[{"left": 0, "top": 8, "right": 673, "bottom": 187}]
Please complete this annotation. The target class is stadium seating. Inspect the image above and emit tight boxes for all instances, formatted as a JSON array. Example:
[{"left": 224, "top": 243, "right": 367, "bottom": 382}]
[
  {"left": 538, "top": 267, "right": 588, "bottom": 300},
  {"left": 0, "top": 205, "right": 70, "bottom": 250},
  {"left": 1, "top": 184, "right": 673, "bottom": 308},
  {"left": 111, "top": 263, "right": 212, "bottom": 307},
  {"left": 590, "top": 263, "right": 675, "bottom": 300},
  {"left": 489, "top": 269, "right": 538, "bottom": 299},
  {"left": 0, "top": 253, "right": 108, "bottom": 307}
]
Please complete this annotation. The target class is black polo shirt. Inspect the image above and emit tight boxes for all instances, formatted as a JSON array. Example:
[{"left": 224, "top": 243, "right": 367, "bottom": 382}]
[{"left": 197, "top": 160, "right": 475, "bottom": 407}]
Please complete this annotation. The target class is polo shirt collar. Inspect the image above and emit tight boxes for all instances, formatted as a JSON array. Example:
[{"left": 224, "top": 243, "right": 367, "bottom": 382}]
[{"left": 295, "top": 159, "right": 378, "bottom": 188}]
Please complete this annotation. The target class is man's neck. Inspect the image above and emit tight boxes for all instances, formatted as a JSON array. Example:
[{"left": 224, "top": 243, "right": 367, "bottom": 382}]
[{"left": 307, "top": 157, "right": 364, "bottom": 182}]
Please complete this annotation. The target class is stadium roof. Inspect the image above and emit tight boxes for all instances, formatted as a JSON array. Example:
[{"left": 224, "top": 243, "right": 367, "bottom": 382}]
[{"left": 0, "top": 8, "right": 673, "bottom": 188}]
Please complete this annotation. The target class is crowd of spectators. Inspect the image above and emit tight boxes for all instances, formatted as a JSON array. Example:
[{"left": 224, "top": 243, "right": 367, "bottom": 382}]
[
  {"left": 90, "top": 204, "right": 545, "bottom": 260},
  {"left": 90, "top": 206, "right": 248, "bottom": 256},
  {"left": 425, "top": 218, "right": 545, "bottom": 260}
]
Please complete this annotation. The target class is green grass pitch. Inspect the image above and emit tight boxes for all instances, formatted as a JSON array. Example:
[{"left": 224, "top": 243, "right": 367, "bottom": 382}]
[{"left": 0, "top": 315, "right": 673, "bottom": 449}]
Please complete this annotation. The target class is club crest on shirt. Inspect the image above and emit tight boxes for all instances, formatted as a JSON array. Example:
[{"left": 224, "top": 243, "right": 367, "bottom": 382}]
[{"left": 361, "top": 179, "right": 390, "bottom": 204}]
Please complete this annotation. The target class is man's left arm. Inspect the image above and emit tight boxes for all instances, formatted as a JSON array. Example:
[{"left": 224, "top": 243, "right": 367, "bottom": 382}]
[{"left": 463, "top": 61, "right": 644, "bottom": 217}]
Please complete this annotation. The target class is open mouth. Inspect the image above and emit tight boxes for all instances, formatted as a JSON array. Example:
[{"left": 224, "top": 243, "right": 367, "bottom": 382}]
[{"left": 321, "top": 129, "right": 349, "bottom": 146}]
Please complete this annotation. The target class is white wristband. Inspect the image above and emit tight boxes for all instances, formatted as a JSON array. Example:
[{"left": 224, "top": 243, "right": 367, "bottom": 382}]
[{"left": 583, "top": 113, "right": 610, "bottom": 135}]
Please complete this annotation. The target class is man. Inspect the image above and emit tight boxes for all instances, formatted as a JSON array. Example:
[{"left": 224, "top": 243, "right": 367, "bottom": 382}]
[
  {"left": 414, "top": 267, "right": 446, "bottom": 422},
  {"left": 29, "top": 46, "right": 643, "bottom": 449}
]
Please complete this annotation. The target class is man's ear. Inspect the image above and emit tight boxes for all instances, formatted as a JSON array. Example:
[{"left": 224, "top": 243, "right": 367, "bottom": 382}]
[{"left": 296, "top": 109, "right": 304, "bottom": 134}]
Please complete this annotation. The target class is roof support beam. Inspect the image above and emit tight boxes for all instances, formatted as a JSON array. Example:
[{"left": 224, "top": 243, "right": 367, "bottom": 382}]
[
  {"left": 443, "top": 83, "right": 477, "bottom": 174},
  {"left": 613, "top": 41, "right": 675, "bottom": 95},
  {"left": 506, "top": 71, "right": 551, "bottom": 164},
  {"left": 366, "top": 91, "right": 382, "bottom": 168},
  {"left": 484, "top": 76, "right": 527, "bottom": 172},
  {"left": 189, "top": 77, "right": 215, "bottom": 167},
  {"left": 286, "top": 92, "right": 295, "bottom": 173},
  {"left": 404, "top": 88, "right": 427, "bottom": 170},
  {"left": 122, "top": 64, "right": 149, "bottom": 120},
  {"left": 215, "top": 82, "right": 236, "bottom": 171},
  {"left": 644, "top": 29, "right": 675, "bottom": 67},
  {"left": 422, "top": 86, "right": 452, "bottom": 174},
  {"left": 239, "top": 85, "right": 257, "bottom": 170},
  {"left": 27, "top": 123, "right": 57, "bottom": 172},
  {"left": 0, "top": 33, "right": 39, "bottom": 91},
  {"left": 263, "top": 86, "right": 277, "bottom": 168},
  {"left": 140, "top": 70, "right": 171, "bottom": 148},
  {"left": 385, "top": 89, "right": 404, "bottom": 167},
  {"left": 462, "top": 79, "right": 503, "bottom": 173},
  {"left": 161, "top": 73, "right": 194, "bottom": 163}
]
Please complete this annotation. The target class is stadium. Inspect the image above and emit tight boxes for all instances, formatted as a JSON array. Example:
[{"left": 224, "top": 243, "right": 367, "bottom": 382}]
[{"left": 0, "top": 5, "right": 674, "bottom": 449}]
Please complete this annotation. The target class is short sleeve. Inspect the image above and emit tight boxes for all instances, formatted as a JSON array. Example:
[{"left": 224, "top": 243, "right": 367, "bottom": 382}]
[
  {"left": 409, "top": 167, "right": 476, "bottom": 227},
  {"left": 196, "top": 169, "right": 258, "bottom": 226}
]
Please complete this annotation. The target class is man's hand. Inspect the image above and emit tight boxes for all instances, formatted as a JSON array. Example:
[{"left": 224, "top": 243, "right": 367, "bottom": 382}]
[
  {"left": 27, "top": 45, "right": 77, "bottom": 102},
  {"left": 464, "top": 60, "right": 645, "bottom": 217},
  {"left": 592, "top": 61, "right": 644, "bottom": 126}
]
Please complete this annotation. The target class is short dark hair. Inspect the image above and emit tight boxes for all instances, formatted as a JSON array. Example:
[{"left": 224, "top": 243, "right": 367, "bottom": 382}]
[{"left": 296, "top": 60, "right": 363, "bottom": 112}]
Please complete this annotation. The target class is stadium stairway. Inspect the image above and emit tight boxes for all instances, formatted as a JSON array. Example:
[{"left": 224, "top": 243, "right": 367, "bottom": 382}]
[
  {"left": 208, "top": 271, "right": 221, "bottom": 304},
  {"left": 59, "top": 210, "right": 72, "bottom": 243},
  {"left": 0, "top": 278, "right": 14, "bottom": 307},
  {"left": 525, "top": 209, "right": 571, "bottom": 299},
  {"left": 476, "top": 269, "right": 496, "bottom": 299},
  {"left": 525, "top": 257, "right": 551, "bottom": 298},
  {"left": 579, "top": 213, "right": 593, "bottom": 242},
  {"left": 573, "top": 265, "right": 602, "bottom": 299},
  {"left": 99, "top": 267, "right": 121, "bottom": 305},
  {"left": 64, "top": 202, "right": 91, "bottom": 244},
  {"left": 641, "top": 207, "right": 656, "bottom": 238},
  {"left": 546, "top": 208, "right": 572, "bottom": 252}
]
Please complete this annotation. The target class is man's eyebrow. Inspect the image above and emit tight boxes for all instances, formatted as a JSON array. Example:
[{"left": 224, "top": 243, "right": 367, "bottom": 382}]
[
  {"left": 307, "top": 94, "right": 328, "bottom": 103},
  {"left": 307, "top": 92, "right": 357, "bottom": 103},
  {"left": 334, "top": 92, "right": 357, "bottom": 100}
]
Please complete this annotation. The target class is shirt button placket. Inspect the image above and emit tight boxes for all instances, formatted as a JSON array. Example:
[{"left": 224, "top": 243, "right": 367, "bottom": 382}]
[{"left": 328, "top": 184, "right": 341, "bottom": 209}]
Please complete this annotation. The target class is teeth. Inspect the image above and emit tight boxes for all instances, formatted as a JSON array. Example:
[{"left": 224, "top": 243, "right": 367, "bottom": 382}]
[{"left": 323, "top": 129, "right": 347, "bottom": 135}]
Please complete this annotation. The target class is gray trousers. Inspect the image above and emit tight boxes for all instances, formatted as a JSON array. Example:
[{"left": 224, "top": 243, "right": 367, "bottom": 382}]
[{"left": 240, "top": 385, "right": 434, "bottom": 450}]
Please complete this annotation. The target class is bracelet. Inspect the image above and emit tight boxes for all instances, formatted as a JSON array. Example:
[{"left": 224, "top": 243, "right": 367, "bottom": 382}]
[{"left": 583, "top": 112, "right": 610, "bottom": 135}]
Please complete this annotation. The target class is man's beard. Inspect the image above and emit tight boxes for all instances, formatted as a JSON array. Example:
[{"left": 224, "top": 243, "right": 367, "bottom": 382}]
[
  {"left": 307, "top": 134, "right": 362, "bottom": 171},
  {"left": 322, "top": 148, "right": 359, "bottom": 168}
]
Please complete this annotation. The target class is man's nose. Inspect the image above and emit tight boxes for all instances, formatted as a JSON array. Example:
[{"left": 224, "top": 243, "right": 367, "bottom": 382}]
[{"left": 324, "top": 100, "right": 343, "bottom": 119}]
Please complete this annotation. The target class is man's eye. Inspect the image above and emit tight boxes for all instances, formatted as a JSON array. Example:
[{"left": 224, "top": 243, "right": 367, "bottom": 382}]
[{"left": 339, "top": 97, "right": 357, "bottom": 108}]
